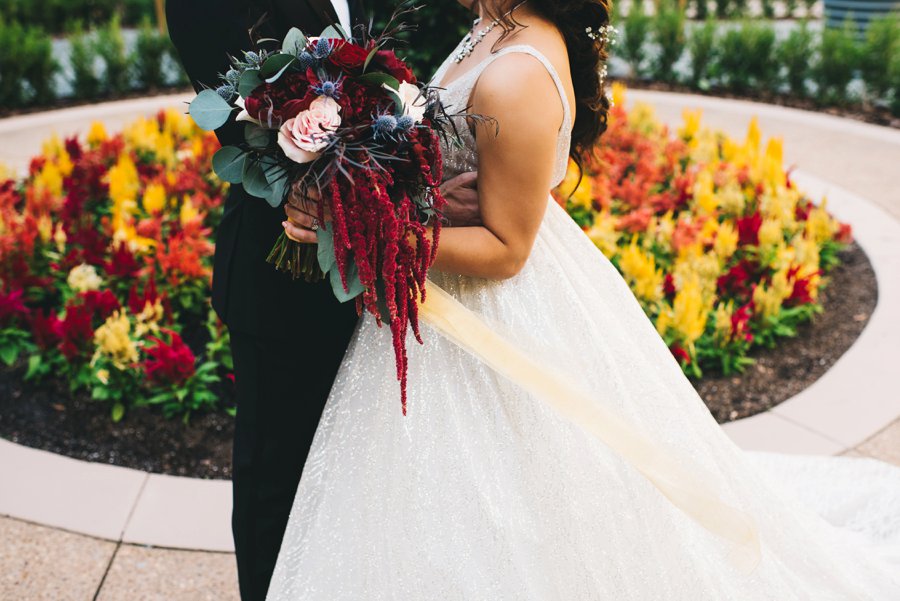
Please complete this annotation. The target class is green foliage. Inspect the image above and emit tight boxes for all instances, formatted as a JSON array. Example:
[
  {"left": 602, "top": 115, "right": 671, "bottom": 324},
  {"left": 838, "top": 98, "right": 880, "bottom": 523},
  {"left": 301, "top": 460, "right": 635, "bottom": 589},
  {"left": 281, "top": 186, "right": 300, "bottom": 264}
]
[
  {"left": 651, "top": 0, "right": 686, "bottom": 84},
  {"left": 890, "top": 49, "right": 900, "bottom": 117},
  {"left": 761, "top": 0, "right": 776, "bottom": 18},
  {"left": 776, "top": 20, "right": 814, "bottom": 98},
  {"left": 860, "top": 14, "right": 900, "bottom": 101},
  {"left": 95, "top": 14, "right": 131, "bottom": 95},
  {"left": 784, "top": 0, "right": 799, "bottom": 18},
  {"left": 714, "top": 21, "right": 777, "bottom": 94},
  {"left": 715, "top": 0, "right": 731, "bottom": 19},
  {"left": 0, "top": 0, "right": 154, "bottom": 34},
  {"left": 69, "top": 22, "right": 101, "bottom": 99},
  {"left": 379, "top": 2, "right": 471, "bottom": 79},
  {"left": 0, "top": 18, "right": 58, "bottom": 108},
  {"left": 803, "top": 0, "right": 818, "bottom": 18},
  {"left": 688, "top": 17, "right": 717, "bottom": 88},
  {"left": 693, "top": 0, "right": 709, "bottom": 20},
  {"left": 814, "top": 18, "right": 860, "bottom": 106},
  {"left": 133, "top": 17, "right": 169, "bottom": 89},
  {"left": 622, "top": 0, "right": 653, "bottom": 77}
]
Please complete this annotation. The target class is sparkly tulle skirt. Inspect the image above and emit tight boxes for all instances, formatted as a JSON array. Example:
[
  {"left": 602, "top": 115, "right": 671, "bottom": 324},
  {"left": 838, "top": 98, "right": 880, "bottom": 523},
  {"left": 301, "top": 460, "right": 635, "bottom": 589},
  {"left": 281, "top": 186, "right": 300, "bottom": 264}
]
[{"left": 266, "top": 200, "right": 900, "bottom": 600}]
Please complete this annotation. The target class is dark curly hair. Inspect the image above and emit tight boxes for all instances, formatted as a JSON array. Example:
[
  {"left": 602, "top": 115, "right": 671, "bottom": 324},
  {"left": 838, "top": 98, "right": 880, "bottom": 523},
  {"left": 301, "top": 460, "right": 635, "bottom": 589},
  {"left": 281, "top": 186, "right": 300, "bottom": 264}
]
[{"left": 474, "top": 0, "right": 613, "bottom": 169}]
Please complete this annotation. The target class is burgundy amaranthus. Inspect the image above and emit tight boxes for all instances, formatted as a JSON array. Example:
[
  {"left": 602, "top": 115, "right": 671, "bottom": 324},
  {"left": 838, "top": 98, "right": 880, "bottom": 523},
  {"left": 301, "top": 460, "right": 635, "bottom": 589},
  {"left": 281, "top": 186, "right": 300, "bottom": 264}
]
[{"left": 322, "top": 128, "right": 446, "bottom": 414}]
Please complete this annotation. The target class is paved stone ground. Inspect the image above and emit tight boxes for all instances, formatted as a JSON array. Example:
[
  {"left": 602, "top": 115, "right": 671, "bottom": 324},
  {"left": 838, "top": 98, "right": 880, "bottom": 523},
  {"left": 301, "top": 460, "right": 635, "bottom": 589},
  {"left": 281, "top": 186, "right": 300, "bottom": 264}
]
[{"left": 1, "top": 90, "right": 898, "bottom": 598}]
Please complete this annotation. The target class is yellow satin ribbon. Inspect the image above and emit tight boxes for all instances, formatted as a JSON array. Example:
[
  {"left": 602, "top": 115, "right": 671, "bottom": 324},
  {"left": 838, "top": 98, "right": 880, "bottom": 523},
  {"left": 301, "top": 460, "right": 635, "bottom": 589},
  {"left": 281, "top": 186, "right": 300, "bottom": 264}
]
[{"left": 419, "top": 280, "right": 762, "bottom": 573}]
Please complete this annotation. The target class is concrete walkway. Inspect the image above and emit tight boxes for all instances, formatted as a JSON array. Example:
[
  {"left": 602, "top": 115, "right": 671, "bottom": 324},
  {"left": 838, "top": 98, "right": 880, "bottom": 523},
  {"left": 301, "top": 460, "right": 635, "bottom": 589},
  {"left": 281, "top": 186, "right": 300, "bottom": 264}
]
[{"left": 1, "top": 90, "right": 899, "bottom": 599}]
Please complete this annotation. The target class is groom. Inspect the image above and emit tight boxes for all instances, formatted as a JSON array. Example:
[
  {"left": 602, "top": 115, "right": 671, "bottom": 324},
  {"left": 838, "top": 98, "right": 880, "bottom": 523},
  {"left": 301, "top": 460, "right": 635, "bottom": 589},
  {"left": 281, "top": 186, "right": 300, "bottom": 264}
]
[{"left": 167, "top": 1, "right": 478, "bottom": 599}]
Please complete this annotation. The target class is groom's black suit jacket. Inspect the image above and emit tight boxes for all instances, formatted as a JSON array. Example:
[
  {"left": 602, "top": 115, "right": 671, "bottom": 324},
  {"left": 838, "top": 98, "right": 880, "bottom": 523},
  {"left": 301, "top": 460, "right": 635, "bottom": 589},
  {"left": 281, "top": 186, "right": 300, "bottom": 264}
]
[{"left": 167, "top": 0, "right": 364, "bottom": 339}]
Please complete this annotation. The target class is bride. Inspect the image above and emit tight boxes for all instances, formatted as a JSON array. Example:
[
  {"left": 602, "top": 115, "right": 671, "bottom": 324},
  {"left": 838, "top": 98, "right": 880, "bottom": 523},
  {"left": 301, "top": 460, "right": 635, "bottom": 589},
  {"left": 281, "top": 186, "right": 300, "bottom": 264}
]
[{"left": 269, "top": 0, "right": 900, "bottom": 598}]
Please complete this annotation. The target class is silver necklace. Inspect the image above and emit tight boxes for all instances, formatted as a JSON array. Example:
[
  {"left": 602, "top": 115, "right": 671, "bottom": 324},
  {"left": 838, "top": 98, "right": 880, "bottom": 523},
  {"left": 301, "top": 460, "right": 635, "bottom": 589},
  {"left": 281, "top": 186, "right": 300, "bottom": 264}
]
[{"left": 452, "top": 1, "right": 529, "bottom": 64}]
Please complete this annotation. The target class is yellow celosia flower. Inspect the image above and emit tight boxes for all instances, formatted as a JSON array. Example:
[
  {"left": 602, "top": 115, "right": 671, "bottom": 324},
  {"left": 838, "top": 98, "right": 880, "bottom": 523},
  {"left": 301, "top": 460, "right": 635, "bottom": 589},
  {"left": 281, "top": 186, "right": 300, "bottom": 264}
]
[
  {"left": 586, "top": 212, "right": 620, "bottom": 257},
  {"left": 142, "top": 183, "right": 167, "bottom": 215},
  {"left": 716, "top": 181, "right": 746, "bottom": 216},
  {"left": 713, "top": 301, "right": 734, "bottom": 346},
  {"left": 654, "top": 212, "right": 675, "bottom": 248},
  {"left": 93, "top": 311, "right": 139, "bottom": 370},
  {"left": 34, "top": 161, "right": 63, "bottom": 197},
  {"left": 37, "top": 215, "right": 54, "bottom": 243},
  {"left": 752, "top": 283, "right": 782, "bottom": 320},
  {"left": 673, "top": 243, "right": 719, "bottom": 301},
  {"left": 134, "top": 299, "right": 164, "bottom": 338},
  {"left": 67, "top": 264, "right": 103, "bottom": 293},
  {"left": 805, "top": 202, "right": 836, "bottom": 245},
  {"left": 180, "top": 196, "right": 201, "bottom": 225},
  {"left": 678, "top": 109, "right": 702, "bottom": 141},
  {"left": 610, "top": 81, "right": 627, "bottom": 109},
  {"left": 670, "top": 274, "right": 710, "bottom": 347},
  {"left": 714, "top": 221, "right": 739, "bottom": 263},
  {"left": 744, "top": 117, "right": 761, "bottom": 157},
  {"left": 692, "top": 168, "right": 718, "bottom": 215},
  {"left": 757, "top": 218, "right": 784, "bottom": 251},
  {"left": 618, "top": 239, "right": 664, "bottom": 303},
  {"left": 628, "top": 102, "right": 658, "bottom": 135},
  {"left": 96, "top": 369, "right": 110, "bottom": 385},
  {"left": 54, "top": 225, "right": 67, "bottom": 252},
  {"left": 0, "top": 163, "right": 16, "bottom": 181},
  {"left": 87, "top": 122, "right": 108, "bottom": 147}
]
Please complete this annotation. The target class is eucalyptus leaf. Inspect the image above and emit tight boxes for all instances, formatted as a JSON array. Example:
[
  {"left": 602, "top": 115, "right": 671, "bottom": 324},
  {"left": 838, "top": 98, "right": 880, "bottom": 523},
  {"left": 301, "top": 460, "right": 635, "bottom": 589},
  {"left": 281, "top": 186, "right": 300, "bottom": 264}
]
[
  {"left": 189, "top": 89, "right": 233, "bottom": 131},
  {"left": 330, "top": 261, "right": 365, "bottom": 303},
  {"left": 316, "top": 223, "right": 336, "bottom": 274},
  {"left": 283, "top": 27, "right": 308, "bottom": 56},
  {"left": 262, "top": 161, "right": 289, "bottom": 208},
  {"left": 238, "top": 69, "right": 264, "bottom": 98},
  {"left": 244, "top": 123, "right": 271, "bottom": 149},
  {"left": 260, "top": 54, "right": 295, "bottom": 82},
  {"left": 358, "top": 72, "right": 400, "bottom": 90},
  {"left": 319, "top": 24, "right": 347, "bottom": 40},
  {"left": 241, "top": 159, "right": 271, "bottom": 199},
  {"left": 212, "top": 146, "right": 246, "bottom": 184}
]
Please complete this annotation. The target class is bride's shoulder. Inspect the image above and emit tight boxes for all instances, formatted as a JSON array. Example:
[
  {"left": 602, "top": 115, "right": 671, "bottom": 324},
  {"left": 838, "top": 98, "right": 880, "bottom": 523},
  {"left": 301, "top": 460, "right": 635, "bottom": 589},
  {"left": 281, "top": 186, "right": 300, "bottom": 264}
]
[{"left": 473, "top": 53, "right": 563, "bottom": 124}]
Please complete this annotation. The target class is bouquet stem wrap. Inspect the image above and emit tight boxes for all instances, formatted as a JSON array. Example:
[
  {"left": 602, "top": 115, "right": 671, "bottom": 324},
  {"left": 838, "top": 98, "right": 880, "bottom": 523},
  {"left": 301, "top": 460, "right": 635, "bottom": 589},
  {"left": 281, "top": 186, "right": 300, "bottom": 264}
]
[{"left": 419, "top": 280, "right": 762, "bottom": 573}]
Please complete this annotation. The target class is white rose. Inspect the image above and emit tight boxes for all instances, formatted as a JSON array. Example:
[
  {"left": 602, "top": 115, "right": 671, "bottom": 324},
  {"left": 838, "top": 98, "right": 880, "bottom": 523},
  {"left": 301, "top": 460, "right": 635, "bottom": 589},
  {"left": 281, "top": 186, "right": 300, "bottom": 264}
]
[
  {"left": 277, "top": 96, "right": 342, "bottom": 164},
  {"left": 384, "top": 81, "right": 427, "bottom": 124},
  {"left": 234, "top": 96, "right": 261, "bottom": 126}
]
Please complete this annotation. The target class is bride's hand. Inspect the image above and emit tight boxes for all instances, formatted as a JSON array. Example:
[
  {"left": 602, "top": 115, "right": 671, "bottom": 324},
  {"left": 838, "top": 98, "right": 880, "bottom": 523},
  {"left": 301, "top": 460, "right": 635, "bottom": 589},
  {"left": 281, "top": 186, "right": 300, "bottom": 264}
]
[
  {"left": 440, "top": 171, "right": 481, "bottom": 227},
  {"left": 283, "top": 182, "right": 330, "bottom": 244}
]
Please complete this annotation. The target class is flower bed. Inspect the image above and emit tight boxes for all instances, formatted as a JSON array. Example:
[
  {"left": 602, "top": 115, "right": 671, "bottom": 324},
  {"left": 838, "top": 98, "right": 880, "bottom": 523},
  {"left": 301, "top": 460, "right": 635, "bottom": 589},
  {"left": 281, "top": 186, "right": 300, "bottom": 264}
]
[
  {"left": 556, "top": 84, "right": 852, "bottom": 377},
  {"left": 0, "top": 110, "right": 230, "bottom": 421},
  {"left": 0, "top": 85, "right": 853, "bottom": 422}
]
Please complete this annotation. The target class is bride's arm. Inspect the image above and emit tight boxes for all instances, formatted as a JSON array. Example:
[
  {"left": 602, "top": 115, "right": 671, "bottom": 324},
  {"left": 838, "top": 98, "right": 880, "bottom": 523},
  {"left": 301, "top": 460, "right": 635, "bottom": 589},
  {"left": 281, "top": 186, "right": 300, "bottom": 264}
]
[{"left": 430, "top": 55, "right": 564, "bottom": 280}]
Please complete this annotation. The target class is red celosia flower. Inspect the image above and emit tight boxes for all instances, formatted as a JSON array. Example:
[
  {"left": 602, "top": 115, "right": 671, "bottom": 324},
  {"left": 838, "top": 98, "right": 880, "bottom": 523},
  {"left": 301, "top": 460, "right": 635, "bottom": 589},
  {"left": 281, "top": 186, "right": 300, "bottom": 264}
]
[
  {"left": 735, "top": 212, "right": 762, "bottom": 246},
  {"left": 0, "top": 288, "right": 29, "bottom": 326},
  {"left": 59, "top": 302, "right": 94, "bottom": 360},
  {"left": 717, "top": 259, "right": 758, "bottom": 300},
  {"left": 143, "top": 329, "right": 196, "bottom": 386},
  {"left": 106, "top": 242, "right": 141, "bottom": 279},
  {"left": 616, "top": 207, "right": 653, "bottom": 233},
  {"left": 79, "top": 290, "right": 121, "bottom": 321},
  {"left": 663, "top": 273, "right": 676, "bottom": 300},
  {"left": 30, "top": 309, "right": 63, "bottom": 350},
  {"left": 670, "top": 343, "right": 691, "bottom": 365},
  {"left": 731, "top": 302, "right": 754, "bottom": 343}
]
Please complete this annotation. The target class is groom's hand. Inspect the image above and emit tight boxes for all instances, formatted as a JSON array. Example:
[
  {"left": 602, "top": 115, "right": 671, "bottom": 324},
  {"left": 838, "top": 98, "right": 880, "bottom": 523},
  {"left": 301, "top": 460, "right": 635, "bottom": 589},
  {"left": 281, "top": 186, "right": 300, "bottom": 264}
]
[
  {"left": 283, "top": 183, "right": 329, "bottom": 244},
  {"left": 440, "top": 172, "right": 481, "bottom": 227}
]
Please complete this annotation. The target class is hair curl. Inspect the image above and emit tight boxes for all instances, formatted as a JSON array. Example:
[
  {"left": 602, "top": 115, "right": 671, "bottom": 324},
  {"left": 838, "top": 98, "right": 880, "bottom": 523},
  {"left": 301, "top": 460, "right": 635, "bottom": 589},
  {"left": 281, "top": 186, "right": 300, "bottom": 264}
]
[{"left": 475, "top": 0, "right": 613, "bottom": 169}]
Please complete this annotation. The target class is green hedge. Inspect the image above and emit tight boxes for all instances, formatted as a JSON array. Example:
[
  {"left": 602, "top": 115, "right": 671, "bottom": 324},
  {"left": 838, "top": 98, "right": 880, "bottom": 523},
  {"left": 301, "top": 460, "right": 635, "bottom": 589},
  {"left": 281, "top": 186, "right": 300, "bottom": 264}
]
[{"left": 0, "top": 0, "right": 153, "bottom": 34}]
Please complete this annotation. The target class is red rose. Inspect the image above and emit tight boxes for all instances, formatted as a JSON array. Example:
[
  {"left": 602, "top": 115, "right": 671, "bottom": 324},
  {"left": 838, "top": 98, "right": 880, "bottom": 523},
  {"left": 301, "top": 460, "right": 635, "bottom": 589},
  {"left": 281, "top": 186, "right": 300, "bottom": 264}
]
[
  {"left": 329, "top": 40, "right": 371, "bottom": 72},
  {"left": 245, "top": 73, "right": 314, "bottom": 125},
  {"left": 373, "top": 50, "right": 416, "bottom": 84}
]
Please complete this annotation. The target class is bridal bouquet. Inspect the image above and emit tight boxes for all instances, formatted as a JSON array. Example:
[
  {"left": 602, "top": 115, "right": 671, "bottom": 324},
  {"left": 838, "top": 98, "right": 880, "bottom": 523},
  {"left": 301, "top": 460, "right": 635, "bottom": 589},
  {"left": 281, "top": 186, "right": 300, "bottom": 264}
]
[{"left": 187, "top": 11, "right": 463, "bottom": 412}]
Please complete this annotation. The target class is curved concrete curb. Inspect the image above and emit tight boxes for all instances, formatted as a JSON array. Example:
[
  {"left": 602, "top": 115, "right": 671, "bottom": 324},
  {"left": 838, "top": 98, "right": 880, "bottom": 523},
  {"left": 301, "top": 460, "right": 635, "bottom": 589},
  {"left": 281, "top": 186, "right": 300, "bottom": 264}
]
[{"left": 1, "top": 93, "right": 898, "bottom": 552}]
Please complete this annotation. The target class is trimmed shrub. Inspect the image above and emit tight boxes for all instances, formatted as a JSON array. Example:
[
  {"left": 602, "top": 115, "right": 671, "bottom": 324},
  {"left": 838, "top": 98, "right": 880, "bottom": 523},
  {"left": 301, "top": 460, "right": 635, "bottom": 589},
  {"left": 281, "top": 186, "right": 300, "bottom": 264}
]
[
  {"left": 0, "top": 18, "right": 58, "bottom": 108},
  {"left": 776, "top": 20, "right": 814, "bottom": 98},
  {"left": 814, "top": 18, "right": 860, "bottom": 106},
  {"left": 651, "top": 0, "right": 687, "bottom": 84},
  {"left": 688, "top": 17, "right": 717, "bottom": 88},
  {"left": 622, "top": 0, "right": 653, "bottom": 78},
  {"left": 69, "top": 22, "right": 101, "bottom": 100},
  {"left": 715, "top": 22, "right": 777, "bottom": 94},
  {"left": 861, "top": 14, "right": 900, "bottom": 101},
  {"left": 21, "top": 24, "right": 57, "bottom": 105},
  {"left": 133, "top": 17, "right": 169, "bottom": 89},
  {"left": 96, "top": 15, "right": 131, "bottom": 95},
  {"left": 0, "top": 0, "right": 154, "bottom": 34}
]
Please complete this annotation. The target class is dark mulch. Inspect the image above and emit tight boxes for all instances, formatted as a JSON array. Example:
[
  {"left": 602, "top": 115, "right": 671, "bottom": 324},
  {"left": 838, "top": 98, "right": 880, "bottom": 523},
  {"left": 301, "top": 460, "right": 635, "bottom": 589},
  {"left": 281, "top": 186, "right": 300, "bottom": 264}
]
[
  {"left": 623, "top": 78, "right": 900, "bottom": 130},
  {"left": 0, "top": 244, "right": 877, "bottom": 478},
  {"left": 696, "top": 242, "right": 877, "bottom": 422}
]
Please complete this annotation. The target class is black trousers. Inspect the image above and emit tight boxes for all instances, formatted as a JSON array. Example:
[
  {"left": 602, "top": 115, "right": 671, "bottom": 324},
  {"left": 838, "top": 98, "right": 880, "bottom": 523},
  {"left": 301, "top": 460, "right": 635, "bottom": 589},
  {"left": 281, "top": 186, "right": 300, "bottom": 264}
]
[{"left": 230, "top": 321, "right": 357, "bottom": 601}]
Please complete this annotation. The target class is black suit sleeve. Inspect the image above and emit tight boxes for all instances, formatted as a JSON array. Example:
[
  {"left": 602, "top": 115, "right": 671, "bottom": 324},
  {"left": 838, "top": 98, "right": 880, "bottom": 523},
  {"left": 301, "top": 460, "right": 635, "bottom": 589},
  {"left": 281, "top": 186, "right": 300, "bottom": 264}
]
[{"left": 167, "top": 0, "right": 251, "bottom": 147}]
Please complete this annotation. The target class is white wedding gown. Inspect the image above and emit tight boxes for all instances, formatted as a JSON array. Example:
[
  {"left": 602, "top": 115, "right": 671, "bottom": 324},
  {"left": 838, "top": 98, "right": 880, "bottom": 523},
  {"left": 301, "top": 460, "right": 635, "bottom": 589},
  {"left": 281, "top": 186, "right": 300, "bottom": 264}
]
[{"left": 266, "top": 43, "right": 900, "bottom": 600}]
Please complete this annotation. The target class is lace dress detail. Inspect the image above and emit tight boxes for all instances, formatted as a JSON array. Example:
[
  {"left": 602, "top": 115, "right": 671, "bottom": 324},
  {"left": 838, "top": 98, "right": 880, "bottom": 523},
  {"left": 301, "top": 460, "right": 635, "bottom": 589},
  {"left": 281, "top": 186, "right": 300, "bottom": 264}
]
[{"left": 265, "top": 38, "right": 900, "bottom": 601}]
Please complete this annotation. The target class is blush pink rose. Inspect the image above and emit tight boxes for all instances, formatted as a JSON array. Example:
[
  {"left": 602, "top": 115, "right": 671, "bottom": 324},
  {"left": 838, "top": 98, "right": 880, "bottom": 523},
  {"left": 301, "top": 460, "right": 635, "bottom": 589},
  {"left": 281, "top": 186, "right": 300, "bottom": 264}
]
[{"left": 277, "top": 96, "right": 342, "bottom": 164}]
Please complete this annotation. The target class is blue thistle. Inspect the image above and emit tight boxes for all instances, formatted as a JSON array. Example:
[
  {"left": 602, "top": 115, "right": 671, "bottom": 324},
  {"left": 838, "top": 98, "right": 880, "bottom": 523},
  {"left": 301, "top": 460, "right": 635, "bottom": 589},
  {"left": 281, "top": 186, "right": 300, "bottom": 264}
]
[
  {"left": 298, "top": 51, "right": 315, "bottom": 71},
  {"left": 373, "top": 115, "right": 398, "bottom": 138},
  {"left": 224, "top": 69, "right": 240, "bottom": 85},
  {"left": 244, "top": 51, "right": 262, "bottom": 66},
  {"left": 216, "top": 84, "right": 236, "bottom": 101},
  {"left": 313, "top": 38, "right": 333, "bottom": 59},
  {"left": 396, "top": 115, "right": 415, "bottom": 132},
  {"left": 312, "top": 75, "right": 344, "bottom": 100}
]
